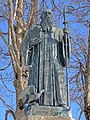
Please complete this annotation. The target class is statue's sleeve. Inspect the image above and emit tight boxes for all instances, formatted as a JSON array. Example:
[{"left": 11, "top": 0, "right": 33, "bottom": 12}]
[
  {"left": 58, "top": 29, "right": 71, "bottom": 67},
  {"left": 22, "top": 29, "right": 31, "bottom": 63},
  {"left": 22, "top": 25, "right": 42, "bottom": 64}
]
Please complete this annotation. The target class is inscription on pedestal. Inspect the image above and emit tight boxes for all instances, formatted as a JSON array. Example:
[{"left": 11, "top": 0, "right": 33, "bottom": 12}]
[{"left": 26, "top": 105, "right": 70, "bottom": 118}]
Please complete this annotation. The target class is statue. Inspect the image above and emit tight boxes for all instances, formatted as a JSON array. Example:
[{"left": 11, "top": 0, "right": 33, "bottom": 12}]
[{"left": 21, "top": 9, "right": 71, "bottom": 107}]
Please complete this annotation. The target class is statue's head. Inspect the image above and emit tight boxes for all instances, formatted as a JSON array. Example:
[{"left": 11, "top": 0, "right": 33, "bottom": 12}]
[{"left": 41, "top": 9, "right": 52, "bottom": 22}]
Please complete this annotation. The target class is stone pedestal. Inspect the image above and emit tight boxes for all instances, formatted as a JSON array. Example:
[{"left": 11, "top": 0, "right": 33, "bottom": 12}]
[
  {"left": 25, "top": 105, "right": 74, "bottom": 120},
  {"left": 24, "top": 105, "right": 70, "bottom": 118},
  {"left": 28, "top": 116, "right": 72, "bottom": 120}
]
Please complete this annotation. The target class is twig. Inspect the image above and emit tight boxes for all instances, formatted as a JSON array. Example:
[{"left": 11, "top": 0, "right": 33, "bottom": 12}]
[
  {"left": 0, "top": 96, "right": 15, "bottom": 111},
  {"left": 78, "top": 110, "right": 83, "bottom": 120},
  {"left": 0, "top": 74, "right": 15, "bottom": 93},
  {"left": 0, "top": 29, "right": 10, "bottom": 48},
  {"left": 5, "top": 110, "right": 15, "bottom": 120},
  {"left": 0, "top": 61, "right": 11, "bottom": 71}
]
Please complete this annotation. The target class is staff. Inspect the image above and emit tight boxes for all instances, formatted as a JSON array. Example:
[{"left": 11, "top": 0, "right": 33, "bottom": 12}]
[{"left": 63, "top": 5, "right": 75, "bottom": 107}]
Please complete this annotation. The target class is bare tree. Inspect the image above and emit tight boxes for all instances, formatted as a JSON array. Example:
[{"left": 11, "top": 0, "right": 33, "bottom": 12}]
[
  {"left": 0, "top": 0, "right": 38, "bottom": 120},
  {"left": 68, "top": 0, "right": 90, "bottom": 119}
]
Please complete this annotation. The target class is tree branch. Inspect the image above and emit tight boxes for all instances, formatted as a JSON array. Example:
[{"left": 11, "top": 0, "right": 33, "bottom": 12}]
[
  {"left": 13, "top": 0, "right": 18, "bottom": 19},
  {"left": 0, "top": 96, "right": 15, "bottom": 111},
  {"left": 8, "top": 0, "right": 19, "bottom": 62},
  {"left": 5, "top": 110, "right": 15, "bottom": 120},
  {"left": 0, "top": 29, "right": 10, "bottom": 48},
  {"left": 78, "top": 110, "right": 83, "bottom": 120},
  {"left": 0, "top": 74, "right": 15, "bottom": 93},
  {"left": 0, "top": 61, "right": 11, "bottom": 71}
]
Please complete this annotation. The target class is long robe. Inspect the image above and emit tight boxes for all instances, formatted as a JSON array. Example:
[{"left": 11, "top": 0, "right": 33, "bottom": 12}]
[{"left": 22, "top": 24, "right": 71, "bottom": 106}]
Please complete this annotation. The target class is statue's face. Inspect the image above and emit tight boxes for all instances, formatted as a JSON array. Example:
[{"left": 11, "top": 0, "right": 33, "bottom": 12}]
[{"left": 41, "top": 9, "right": 52, "bottom": 21}]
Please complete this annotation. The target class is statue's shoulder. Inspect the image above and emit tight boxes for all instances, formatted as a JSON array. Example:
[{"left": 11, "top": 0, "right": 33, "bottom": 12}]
[
  {"left": 29, "top": 24, "right": 41, "bottom": 31},
  {"left": 52, "top": 25, "right": 64, "bottom": 35},
  {"left": 26, "top": 24, "right": 41, "bottom": 41}
]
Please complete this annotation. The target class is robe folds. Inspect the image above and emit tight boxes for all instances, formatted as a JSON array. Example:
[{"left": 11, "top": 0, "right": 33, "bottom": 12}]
[{"left": 22, "top": 24, "right": 71, "bottom": 106}]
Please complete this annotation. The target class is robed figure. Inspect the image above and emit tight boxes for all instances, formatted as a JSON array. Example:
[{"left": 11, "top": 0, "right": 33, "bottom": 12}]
[{"left": 22, "top": 9, "right": 71, "bottom": 107}]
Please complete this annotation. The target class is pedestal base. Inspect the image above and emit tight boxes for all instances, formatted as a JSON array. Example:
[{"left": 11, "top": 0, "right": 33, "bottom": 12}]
[
  {"left": 28, "top": 116, "right": 72, "bottom": 120},
  {"left": 24, "top": 105, "right": 70, "bottom": 118},
  {"left": 26, "top": 106, "right": 75, "bottom": 120}
]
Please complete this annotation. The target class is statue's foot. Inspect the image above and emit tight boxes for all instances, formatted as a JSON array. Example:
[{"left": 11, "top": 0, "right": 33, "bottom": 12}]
[{"left": 58, "top": 102, "right": 70, "bottom": 110}]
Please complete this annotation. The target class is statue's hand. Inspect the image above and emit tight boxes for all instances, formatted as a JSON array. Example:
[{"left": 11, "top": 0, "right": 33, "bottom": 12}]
[{"left": 29, "top": 38, "right": 42, "bottom": 49}]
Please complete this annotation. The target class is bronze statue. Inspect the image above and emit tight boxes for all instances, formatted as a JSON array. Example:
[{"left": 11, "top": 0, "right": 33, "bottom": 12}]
[{"left": 22, "top": 9, "right": 71, "bottom": 107}]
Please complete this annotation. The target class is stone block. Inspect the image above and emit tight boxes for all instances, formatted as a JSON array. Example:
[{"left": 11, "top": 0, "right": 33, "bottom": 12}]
[
  {"left": 28, "top": 116, "right": 72, "bottom": 120},
  {"left": 25, "top": 105, "right": 70, "bottom": 118}
]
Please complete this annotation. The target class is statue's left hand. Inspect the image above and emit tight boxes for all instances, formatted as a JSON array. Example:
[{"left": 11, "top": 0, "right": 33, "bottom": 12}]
[{"left": 29, "top": 38, "right": 42, "bottom": 49}]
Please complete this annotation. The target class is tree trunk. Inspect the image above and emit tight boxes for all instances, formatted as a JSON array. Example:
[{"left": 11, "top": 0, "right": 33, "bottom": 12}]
[
  {"left": 14, "top": 0, "right": 38, "bottom": 120},
  {"left": 85, "top": 23, "right": 90, "bottom": 120}
]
